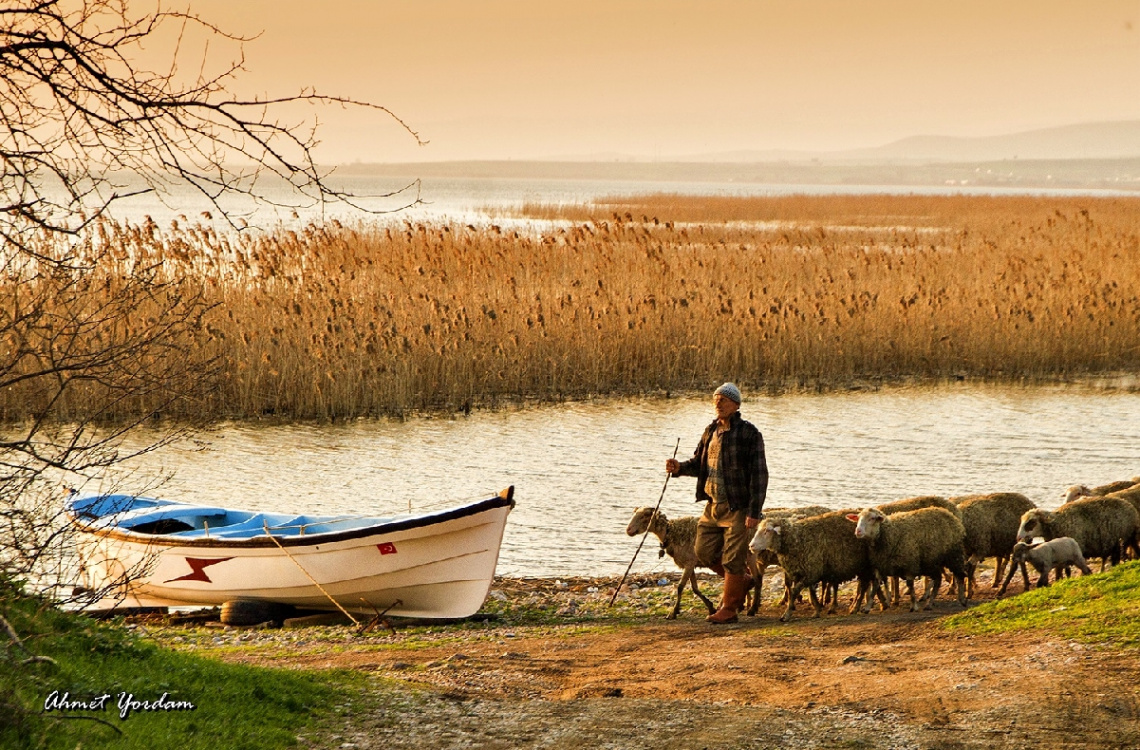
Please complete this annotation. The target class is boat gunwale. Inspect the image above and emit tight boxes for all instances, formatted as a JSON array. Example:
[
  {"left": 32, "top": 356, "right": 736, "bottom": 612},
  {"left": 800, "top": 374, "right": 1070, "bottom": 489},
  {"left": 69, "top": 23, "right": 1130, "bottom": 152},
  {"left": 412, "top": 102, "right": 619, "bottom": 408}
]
[{"left": 67, "top": 492, "right": 514, "bottom": 549}]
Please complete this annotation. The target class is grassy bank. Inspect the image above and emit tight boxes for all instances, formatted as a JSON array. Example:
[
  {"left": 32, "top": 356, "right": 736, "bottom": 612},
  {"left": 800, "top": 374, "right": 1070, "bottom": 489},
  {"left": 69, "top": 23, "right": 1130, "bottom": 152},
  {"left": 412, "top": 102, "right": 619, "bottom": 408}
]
[
  {"left": 943, "top": 560, "right": 1140, "bottom": 647},
  {"left": 5, "top": 194, "right": 1139, "bottom": 421},
  {"left": 0, "top": 584, "right": 353, "bottom": 750}
]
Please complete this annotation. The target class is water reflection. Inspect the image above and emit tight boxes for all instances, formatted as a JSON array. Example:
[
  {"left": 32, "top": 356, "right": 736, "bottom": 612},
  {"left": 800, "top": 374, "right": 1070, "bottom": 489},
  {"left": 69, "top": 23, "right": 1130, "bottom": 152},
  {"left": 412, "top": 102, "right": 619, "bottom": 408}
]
[{"left": 108, "top": 383, "right": 1138, "bottom": 577}]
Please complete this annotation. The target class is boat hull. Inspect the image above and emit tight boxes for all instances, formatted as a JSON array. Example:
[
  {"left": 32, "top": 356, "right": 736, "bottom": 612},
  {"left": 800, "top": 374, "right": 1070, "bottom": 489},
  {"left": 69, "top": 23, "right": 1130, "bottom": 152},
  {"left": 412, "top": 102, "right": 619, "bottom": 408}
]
[{"left": 72, "top": 492, "right": 514, "bottom": 618}]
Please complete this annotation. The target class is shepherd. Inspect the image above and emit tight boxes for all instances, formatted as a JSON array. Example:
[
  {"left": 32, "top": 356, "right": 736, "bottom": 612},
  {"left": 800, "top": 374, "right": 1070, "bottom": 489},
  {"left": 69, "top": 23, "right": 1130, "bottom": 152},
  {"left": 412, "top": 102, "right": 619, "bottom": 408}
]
[{"left": 665, "top": 383, "right": 769, "bottom": 623}]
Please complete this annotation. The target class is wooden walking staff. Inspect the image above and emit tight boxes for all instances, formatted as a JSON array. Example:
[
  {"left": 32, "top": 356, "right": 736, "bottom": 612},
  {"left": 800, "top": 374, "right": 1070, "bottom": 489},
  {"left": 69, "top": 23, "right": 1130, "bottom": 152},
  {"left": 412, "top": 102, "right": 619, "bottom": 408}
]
[{"left": 610, "top": 438, "right": 680, "bottom": 606}]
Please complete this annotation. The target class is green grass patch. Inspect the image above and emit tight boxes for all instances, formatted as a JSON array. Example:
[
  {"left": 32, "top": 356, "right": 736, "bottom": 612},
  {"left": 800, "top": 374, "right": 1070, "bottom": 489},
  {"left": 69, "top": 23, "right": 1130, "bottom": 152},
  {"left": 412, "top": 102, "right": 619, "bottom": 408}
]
[
  {"left": 0, "top": 583, "right": 360, "bottom": 750},
  {"left": 943, "top": 560, "right": 1140, "bottom": 647}
]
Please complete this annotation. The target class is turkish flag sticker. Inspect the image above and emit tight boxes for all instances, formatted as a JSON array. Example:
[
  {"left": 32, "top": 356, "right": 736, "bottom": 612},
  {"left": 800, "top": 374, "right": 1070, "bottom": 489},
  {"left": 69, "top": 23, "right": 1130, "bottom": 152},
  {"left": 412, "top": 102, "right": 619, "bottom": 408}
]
[{"left": 377, "top": 542, "right": 398, "bottom": 555}]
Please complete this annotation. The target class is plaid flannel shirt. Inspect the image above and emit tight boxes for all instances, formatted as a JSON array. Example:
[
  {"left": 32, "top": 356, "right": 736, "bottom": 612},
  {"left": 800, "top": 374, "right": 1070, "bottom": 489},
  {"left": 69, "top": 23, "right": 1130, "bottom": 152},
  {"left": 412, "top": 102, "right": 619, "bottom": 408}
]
[{"left": 673, "top": 412, "right": 768, "bottom": 519}]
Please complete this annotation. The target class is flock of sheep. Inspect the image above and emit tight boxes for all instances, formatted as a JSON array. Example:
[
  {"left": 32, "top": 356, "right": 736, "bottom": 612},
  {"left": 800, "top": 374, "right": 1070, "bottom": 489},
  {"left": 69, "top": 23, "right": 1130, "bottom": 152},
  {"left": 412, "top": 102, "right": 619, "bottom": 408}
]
[{"left": 625, "top": 476, "right": 1140, "bottom": 622}]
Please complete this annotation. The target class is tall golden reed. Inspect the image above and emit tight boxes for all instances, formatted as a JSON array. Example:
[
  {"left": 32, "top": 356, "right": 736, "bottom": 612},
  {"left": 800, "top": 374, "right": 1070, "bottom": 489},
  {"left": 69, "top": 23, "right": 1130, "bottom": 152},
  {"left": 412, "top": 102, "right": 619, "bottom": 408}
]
[{"left": 4, "top": 194, "right": 1139, "bottom": 421}]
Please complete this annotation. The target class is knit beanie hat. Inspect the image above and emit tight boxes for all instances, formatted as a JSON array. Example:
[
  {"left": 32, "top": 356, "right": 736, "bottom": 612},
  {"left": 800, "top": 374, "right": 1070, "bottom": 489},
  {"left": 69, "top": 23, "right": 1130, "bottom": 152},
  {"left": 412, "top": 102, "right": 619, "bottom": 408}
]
[{"left": 714, "top": 382, "right": 742, "bottom": 404}]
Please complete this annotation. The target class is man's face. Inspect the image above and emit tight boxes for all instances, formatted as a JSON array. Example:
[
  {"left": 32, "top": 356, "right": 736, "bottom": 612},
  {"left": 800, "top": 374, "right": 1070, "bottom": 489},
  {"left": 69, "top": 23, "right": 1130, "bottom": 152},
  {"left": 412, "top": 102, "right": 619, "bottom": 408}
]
[{"left": 714, "top": 394, "right": 739, "bottom": 421}]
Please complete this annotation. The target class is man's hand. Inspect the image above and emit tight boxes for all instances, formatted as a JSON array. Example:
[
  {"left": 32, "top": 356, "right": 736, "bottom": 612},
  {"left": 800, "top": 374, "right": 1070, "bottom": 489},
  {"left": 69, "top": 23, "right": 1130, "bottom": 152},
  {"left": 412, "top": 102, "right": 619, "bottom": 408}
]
[
  {"left": 746, "top": 516, "right": 761, "bottom": 529},
  {"left": 665, "top": 458, "right": 680, "bottom": 474}
]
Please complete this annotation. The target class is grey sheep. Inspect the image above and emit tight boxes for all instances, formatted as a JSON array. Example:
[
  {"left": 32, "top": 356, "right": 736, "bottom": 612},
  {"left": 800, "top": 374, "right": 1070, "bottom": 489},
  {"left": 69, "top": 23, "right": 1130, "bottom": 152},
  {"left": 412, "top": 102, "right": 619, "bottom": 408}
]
[
  {"left": 849, "top": 506, "right": 969, "bottom": 612},
  {"left": 1102, "top": 484, "right": 1140, "bottom": 558},
  {"left": 950, "top": 492, "right": 1036, "bottom": 596},
  {"left": 1063, "top": 477, "right": 1140, "bottom": 503},
  {"left": 749, "top": 510, "right": 887, "bottom": 622},
  {"left": 1000, "top": 538, "right": 1092, "bottom": 593},
  {"left": 747, "top": 504, "right": 832, "bottom": 615},
  {"left": 1016, "top": 496, "right": 1139, "bottom": 572},
  {"left": 626, "top": 507, "right": 716, "bottom": 619},
  {"left": 876, "top": 495, "right": 961, "bottom": 605}
]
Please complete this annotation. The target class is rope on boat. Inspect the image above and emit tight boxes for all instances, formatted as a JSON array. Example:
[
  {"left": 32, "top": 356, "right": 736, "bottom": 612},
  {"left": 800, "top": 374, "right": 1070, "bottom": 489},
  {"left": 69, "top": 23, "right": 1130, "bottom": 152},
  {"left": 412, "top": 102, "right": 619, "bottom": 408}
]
[{"left": 263, "top": 522, "right": 361, "bottom": 627}]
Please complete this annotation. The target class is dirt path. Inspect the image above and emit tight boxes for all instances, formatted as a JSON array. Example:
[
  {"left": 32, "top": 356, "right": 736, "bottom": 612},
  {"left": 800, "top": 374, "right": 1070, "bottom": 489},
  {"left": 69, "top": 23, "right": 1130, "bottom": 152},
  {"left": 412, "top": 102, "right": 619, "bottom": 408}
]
[{"left": 191, "top": 573, "right": 1140, "bottom": 750}]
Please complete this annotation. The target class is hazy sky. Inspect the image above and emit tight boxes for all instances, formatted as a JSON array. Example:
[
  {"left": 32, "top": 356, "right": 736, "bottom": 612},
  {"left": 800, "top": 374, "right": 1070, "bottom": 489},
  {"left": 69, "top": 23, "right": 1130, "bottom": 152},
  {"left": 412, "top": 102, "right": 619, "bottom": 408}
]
[{"left": 189, "top": 0, "right": 1140, "bottom": 163}]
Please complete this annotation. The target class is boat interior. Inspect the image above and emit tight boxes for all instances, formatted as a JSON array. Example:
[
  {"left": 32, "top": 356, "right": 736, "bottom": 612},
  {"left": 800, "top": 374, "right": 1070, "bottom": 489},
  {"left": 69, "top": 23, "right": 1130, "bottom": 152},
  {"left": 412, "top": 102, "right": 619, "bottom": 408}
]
[{"left": 66, "top": 493, "right": 395, "bottom": 538}]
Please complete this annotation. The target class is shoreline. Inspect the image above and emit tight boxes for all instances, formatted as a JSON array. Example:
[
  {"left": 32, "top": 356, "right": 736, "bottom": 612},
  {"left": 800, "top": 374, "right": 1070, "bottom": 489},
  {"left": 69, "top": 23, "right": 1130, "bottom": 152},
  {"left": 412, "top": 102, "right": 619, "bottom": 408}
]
[{"left": 130, "top": 568, "right": 1140, "bottom": 750}]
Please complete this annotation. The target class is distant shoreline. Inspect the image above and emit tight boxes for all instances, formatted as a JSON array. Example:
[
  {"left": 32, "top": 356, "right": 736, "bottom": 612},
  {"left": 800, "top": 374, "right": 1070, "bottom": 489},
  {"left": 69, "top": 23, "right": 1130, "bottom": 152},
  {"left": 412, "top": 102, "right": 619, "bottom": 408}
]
[{"left": 332, "top": 157, "right": 1140, "bottom": 194}]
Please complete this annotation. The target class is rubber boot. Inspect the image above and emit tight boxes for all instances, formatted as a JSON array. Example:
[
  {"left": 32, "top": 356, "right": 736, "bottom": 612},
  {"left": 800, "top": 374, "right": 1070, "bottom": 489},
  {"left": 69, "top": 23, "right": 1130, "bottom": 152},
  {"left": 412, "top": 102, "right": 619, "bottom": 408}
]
[{"left": 707, "top": 572, "right": 746, "bottom": 624}]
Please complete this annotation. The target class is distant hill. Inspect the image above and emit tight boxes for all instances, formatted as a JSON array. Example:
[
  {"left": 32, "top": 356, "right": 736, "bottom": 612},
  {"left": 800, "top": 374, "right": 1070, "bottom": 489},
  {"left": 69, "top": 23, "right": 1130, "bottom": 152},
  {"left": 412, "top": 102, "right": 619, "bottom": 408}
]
[
  {"left": 682, "top": 120, "right": 1140, "bottom": 163},
  {"left": 335, "top": 121, "right": 1140, "bottom": 191}
]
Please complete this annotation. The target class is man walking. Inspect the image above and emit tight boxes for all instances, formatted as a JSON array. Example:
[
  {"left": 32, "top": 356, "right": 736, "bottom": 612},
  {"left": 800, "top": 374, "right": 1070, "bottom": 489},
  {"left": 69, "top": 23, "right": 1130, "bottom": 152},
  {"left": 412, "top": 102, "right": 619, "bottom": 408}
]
[{"left": 666, "top": 383, "right": 768, "bottom": 623}]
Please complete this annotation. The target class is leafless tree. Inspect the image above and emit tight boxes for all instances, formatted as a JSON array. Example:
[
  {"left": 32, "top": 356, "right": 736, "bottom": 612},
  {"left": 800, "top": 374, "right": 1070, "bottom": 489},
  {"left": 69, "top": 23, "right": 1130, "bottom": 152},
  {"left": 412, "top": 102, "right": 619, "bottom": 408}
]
[
  {"left": 1, "top": 0, "right": 423, "bottom": 256},
  {"left": 0, "top": 1, "right": 420, "bottom": 598}
]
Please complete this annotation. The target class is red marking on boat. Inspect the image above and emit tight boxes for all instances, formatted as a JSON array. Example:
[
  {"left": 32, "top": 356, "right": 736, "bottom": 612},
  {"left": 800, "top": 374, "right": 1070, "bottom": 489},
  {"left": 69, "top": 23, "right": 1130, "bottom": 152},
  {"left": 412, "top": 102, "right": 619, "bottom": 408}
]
[
  {"left": 377, "top": 543, "right": 398, "bottom": 555},
  {"left": 165, "top": 557, "right": 234, "bottom": 583}
]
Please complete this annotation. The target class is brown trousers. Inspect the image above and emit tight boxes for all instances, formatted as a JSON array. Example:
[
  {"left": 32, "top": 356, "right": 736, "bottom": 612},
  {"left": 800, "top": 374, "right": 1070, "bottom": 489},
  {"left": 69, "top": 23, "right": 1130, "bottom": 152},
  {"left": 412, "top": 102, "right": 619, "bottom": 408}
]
[{"left": 695, "top": 501, "right": 750, "bottom": 575}]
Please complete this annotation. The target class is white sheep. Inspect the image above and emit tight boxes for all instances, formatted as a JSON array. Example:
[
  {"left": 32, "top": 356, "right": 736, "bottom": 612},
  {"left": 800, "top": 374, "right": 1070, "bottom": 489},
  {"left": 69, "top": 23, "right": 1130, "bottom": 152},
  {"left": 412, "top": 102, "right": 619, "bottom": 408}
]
[
  {"left": 849, "top": 506, "right": 969, "bottom": 612},
  {"left": 626, "top": 507, "right": 715, "bottom": 619},
  {"left": 746, "top": 504, "right": 833, "bottom": 615},
  {"left": 749, "top": 510, "right": 887, "bottom": 622},
  {"left": 1000, "top": 538, "right": 1092, "bottom": 593},
  {"left": 875, "top": 495, "right": 962, "bottom": 605}
]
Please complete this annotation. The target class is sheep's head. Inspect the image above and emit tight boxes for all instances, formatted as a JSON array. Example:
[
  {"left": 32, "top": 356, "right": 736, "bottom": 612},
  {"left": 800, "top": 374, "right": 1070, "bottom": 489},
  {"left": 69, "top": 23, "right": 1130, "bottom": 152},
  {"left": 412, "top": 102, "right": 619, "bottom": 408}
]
[
  {"left": 849, "top": 508, "right": 885, "bottom": 541},
  {"left": 1010, "top": 541, "right": 1033, "bottom": 565},
  {"left": 749, "top": 519, "right": 782, "bottom": 555},
  {"left": 626, "top": 507, "right": 662, "bottom": 536},
  {"left": 1063, "top": 485, "right": 1091, "bottom": 504},
  {"left": 1017, "top": 508, "right": 1051, "bottom": 542}
]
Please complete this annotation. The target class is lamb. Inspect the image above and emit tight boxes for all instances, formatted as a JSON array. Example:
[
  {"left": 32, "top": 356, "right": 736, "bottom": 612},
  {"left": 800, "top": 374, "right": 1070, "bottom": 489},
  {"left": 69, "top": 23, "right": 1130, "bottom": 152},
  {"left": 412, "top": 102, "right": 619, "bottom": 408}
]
[
  {"left": 950, "top": 492, "right": 1036, "bottom": 596},
  {"left": 849, "top": 506, "right": 969, "bottom": 612},
  {"left": 748, "top": 510, "right": 887, "bottom": 622},
  {"left": 626, "top": 507, "right": 716, "bottom": 619},
  {"left": 1015, "top": 496, "right": 1139, "bottom": 573},
  {"left": 1001, "top": 538, "right": 1092, "bottom": 592}
]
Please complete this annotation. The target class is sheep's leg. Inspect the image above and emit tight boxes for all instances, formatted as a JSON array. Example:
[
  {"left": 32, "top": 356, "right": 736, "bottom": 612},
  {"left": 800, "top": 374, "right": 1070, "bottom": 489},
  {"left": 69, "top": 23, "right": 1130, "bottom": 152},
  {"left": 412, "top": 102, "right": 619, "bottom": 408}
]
[
  {"left": 964, "top": 555, "right": 981, "bottom": 599},
  {"left": 992, "top": 554, "right": 1008, "bottom": 588},
  {"left": 953, "top": 571, "right": 967, "bottom": 607},
  {"left": 849, "top": 579, "right": 866, "bottom": 615},
  {"left": 890, "top": 576, "right": 901, "bottom": 605},
  {"left": 688, "top": 568, "right": 717, "bottom": 615},
  {"left": 746, "top": 562, "right": 764, "bottom": 616},
  {"left": 807, "top": 584, "right": 823, "bottom": 618},
  {"left": 1018, "top": 559, "right": 1031, "bottom": 591},
  {"left": 667, "top": 570, "right": 687, "bottom": 619},
  {"left": 848, "top": 579, "right": 870, "bottom": 615},
  {"left": 780, "top": 582, "right": 804, "bottom": 622},
  {"left": 922, "top": 573, "right": 942, "bottom": 610},
  {"left": 825, "top": 583, "right": 839, "bottom": 615},
  {"left": 904, "top": 577, "right": 919, "bottom": 612},
  {"left": 871, "top": 576, "right": 889, "bottom": 612},
  {"left": 997, "top": 559, "right": 1018, "bottom": 597}
]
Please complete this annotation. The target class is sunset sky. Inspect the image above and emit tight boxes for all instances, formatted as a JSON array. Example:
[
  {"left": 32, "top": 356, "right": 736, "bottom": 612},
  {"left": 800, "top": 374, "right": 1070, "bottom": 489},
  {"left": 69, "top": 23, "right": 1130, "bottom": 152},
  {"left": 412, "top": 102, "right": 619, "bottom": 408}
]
[{"left": 190, "top": 0, "right": 1140, "bottom": 164}]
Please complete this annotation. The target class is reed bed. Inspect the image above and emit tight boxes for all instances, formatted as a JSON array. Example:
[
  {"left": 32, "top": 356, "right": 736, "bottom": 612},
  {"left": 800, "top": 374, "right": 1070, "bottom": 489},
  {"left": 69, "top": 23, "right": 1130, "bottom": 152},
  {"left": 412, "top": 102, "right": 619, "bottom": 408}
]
[{"left": 4, "top": 194, "right": 1139, "bottom": 421}]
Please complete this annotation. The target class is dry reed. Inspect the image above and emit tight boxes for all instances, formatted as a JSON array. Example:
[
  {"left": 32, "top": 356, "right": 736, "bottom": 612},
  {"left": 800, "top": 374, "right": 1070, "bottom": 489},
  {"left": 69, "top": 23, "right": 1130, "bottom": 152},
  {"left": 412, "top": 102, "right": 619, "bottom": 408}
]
[{"left": 4, "top": 194, "right": 1139, "bottom": 421}]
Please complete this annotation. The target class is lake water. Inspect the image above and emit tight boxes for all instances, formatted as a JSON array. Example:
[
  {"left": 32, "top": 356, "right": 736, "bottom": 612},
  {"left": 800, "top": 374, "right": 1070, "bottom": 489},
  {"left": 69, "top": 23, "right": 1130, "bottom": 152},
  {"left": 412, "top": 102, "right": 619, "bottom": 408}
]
[
  {"left": 102, "top": 382, "right": 1139, "bottom": 578},
  {"left": 102, "top": 172, "right": 1139, "bottom": 228}
]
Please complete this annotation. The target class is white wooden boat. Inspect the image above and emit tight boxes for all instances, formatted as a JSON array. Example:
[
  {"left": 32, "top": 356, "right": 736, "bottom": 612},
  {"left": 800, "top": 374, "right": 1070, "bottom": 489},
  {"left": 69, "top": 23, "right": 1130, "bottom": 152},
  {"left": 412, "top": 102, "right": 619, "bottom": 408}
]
[{"left": 66, "top": 487, "right": 514, "bottom": 619}]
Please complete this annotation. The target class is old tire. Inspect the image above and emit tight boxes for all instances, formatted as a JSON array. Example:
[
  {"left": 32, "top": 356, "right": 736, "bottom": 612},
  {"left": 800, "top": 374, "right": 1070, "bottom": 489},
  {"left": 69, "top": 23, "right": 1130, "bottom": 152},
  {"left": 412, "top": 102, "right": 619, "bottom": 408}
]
[{"left": 220, "top": 599, "right": 286, "bottom": 626}]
